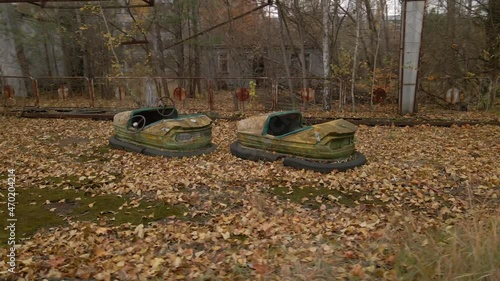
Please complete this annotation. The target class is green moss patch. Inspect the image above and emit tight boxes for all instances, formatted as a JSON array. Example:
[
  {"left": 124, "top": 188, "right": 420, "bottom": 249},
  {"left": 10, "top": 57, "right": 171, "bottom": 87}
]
[
  {"left": 40, "top": 172, "right": 123, "bottom": 189},
  {"left": 0, "top": 187, "right": 186, "bottom": 245},
  {"left": 269, "top": 185, "right": 383, "bottom": 209},
  {"left": 74, "top": 145, "right": 113, "bottom": 163}
]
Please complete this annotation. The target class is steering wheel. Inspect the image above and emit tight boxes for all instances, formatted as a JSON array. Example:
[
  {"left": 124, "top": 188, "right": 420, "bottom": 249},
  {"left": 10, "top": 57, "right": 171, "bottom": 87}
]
[
  {"left": 127, "top": 115, "right": 146, "bottom": 133},
  {"left": 155, "top": 96, "right": 176, "bottom": 117}
]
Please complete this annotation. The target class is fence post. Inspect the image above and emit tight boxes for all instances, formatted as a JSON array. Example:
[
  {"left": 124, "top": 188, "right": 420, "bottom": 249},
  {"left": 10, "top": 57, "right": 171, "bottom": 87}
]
[
  {"left": 84, "top": 77, "right": 93, "bottom": 108},
  {"left": 208, "top": 79, "right": 214, "bottom": 111},
  {"left": 31, "top": 78, "right": 40, "bottom": 107},
  {"left": 271, "top": 79, "right": 277, "bottom": 111}
]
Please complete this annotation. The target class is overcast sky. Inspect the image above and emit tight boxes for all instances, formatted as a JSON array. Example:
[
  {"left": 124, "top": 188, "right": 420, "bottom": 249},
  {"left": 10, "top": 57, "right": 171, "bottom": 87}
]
[{"left": 261, "top": 0, "right": 404, "bottom": 17}]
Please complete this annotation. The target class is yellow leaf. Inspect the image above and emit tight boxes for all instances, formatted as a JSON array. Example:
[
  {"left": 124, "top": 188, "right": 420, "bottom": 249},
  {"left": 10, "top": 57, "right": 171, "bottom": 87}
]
[
  {"left": 95, "top": 227, "right": 108, "bottom": 235},
  {"left": 173, "top": 256, "right": 182, "bottom": 268},
  {"left": 134, "top": 224, "right": 144, "bottom": 238},
  {"left": 19, "top": 257, "right": 33, "bottom": 265},
  {"left": 94, "top": 272, "right": 111, "bottom": 281},
  {"left": 195, "top": 251, "right": 204, "bottom": 258},
  {"left": 151, "top": 257, "right": 164, "bottom": 270},
  {"left": 94, "top": 247, "right": 109, "bottom": 257}
]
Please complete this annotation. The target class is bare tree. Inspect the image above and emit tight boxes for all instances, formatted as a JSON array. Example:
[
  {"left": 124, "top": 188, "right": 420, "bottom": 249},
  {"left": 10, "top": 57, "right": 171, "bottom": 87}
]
[
  {"left": 3, "top": 5, "right": 31, "bottom": 96},
  {"left": 190, "top": 0, "right": 202, "bottom": 97},
  {"left": 484, "top": 0, "right": 500, "bottom": 108},
  {"left": 277, "top": 1, "right": 295, "bottom": 107},
  {"left": 322, "top": 0, "right": 331, "bottom": 110},
  {"left": 292, "top": 0, "right": 309, "bottom": 91},
  {"left": 351, "top": 0, "right": 362, "bottom": 111}
]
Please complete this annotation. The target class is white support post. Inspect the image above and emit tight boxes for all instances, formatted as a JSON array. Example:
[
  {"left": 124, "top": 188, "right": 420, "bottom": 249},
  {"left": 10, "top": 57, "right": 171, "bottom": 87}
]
[{"left": 399, "top": 0, "right": 427, "bottom": 115}]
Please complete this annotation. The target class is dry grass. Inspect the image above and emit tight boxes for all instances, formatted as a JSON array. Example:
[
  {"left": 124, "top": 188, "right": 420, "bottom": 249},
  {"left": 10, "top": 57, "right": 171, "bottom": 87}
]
[{"left": 395, "top": 211, "right": 500, "bottom": 281}]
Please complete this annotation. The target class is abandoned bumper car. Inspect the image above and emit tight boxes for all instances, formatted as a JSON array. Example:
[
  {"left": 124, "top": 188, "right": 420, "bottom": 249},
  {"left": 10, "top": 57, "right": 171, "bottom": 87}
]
[
  {"left": 230, "top": 110, "right": 366, "bottom": 172},
  {"left": 109, "top": 97, "right": 216, "bottom": 157}
]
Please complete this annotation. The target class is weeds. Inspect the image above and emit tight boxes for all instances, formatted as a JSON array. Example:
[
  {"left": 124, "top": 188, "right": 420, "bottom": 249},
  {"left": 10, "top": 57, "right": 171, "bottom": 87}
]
[{"left": 395, "top": 211, "right": 500, "bottom": 281}]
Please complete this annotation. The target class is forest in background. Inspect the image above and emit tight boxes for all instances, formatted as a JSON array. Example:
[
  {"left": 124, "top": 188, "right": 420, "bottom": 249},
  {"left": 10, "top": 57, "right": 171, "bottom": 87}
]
[
  {"left": 0, "top": 0, "right": 499, "bottom": 111},
  {"left": 0, "top": 2, "right": 499, "bottom": 280}
]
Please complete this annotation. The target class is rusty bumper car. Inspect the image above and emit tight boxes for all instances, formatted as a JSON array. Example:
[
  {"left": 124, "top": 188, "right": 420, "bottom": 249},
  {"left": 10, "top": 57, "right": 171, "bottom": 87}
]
[
  {"left": 109, "top": 97, "right": 216, "bottom": 157},
  {"left": 230, "top": 110, "right": 366, "bottom": 172}
]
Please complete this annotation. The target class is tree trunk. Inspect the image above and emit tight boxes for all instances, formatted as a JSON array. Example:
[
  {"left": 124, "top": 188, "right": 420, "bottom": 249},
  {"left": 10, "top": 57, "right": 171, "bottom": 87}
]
[
  {"left": 187, "top": 7, "right": 194, "bottom": 98},
  {"left": 381, "top": 0, "right": 390, "bottom": 56},
  {"left": 293, "top": 0, "right": 308, "bottom": 91},
  {"left": 98, "top": 5, "right": 121, "bottom": 75},
  {"left": 74, "top": 11, "right": 89, "bottom": 77},
  {"left": 277, "top": 1, "right": 295, "bottom": 108},
  {"left": 363, "top": 0, "right": 377, "bottom": 65},
  {"left": 447, "top": 0, "right": 456, "bottom": 42},
  {"left": 486, "top": 0, "right": 500, "bottom": 109},
  {"left": 154, "top": 18, "right": 169, "bottom": 97},
  {"left": 43, "top": 41, "right": 53, "bottom": 77},
  {"left": 330, "top": 0, "right": 341, "bottom": 65},
  {"left": 446, "top": 0, "right": 459, "bottom": 77},
  {"left": 322, "top": 0, "right": 331, "bottom": 110},
  {"left": 174, "top": 0, "right": 185, "bottom": 83},
  {"left": 191, "top": 0, "right": 202, "bottom": 97},
  {"left": 371, "top": 25, "right": 383, "bottom": 109},
  {"left": 351, "top": 0, "right": 361, "bottom": 112},
  {"left": 222, "top": 0, "right": 239, "bottom": 111},
  {"left": 4, "top": 5, "right": 31, "bottom": 96},
  {"left": 50, "top": 38, "right": 60, "bottom": 76}
]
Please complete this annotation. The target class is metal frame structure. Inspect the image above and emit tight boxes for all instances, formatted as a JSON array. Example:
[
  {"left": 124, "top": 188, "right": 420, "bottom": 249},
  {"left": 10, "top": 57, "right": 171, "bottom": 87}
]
[
  {"left": 0, "top": 0, "right": 155, "bottom": 9},
  {"left": 398, "top": 0, "right": 427, "bottom": 115}
]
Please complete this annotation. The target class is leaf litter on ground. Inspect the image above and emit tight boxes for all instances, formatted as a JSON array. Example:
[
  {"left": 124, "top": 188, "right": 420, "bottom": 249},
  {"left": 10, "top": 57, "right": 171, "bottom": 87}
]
[{"left": 0, "top": 114, "right": 498, "bottom": 280}]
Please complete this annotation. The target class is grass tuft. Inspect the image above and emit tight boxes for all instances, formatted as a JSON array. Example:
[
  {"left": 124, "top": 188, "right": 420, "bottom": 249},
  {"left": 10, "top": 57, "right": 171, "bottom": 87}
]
[{"left": 395, "top": 212, "right": 500, "bottom": 281}]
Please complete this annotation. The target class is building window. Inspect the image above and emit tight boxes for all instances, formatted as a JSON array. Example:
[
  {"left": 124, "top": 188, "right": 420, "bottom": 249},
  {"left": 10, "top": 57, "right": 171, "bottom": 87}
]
[{"left": 218, "top": 52, "right": 229, "bottom": 74}]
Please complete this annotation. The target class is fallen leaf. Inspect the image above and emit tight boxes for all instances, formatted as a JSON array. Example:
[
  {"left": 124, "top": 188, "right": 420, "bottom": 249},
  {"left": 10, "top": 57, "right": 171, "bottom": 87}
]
[
  {"left": 173, "top": 256, "right": 182, "bottom": 268},
  {"left": 134, "top": 224, "right": 144, "bottom": 238},
  {"left": 344, "top": 251, "right": 356, "bottom": 259},
  {"left": 350, "top": 264, "right": 365, "bottom": 278},
  {"left": 48, "top": 256, "right": 65, "bottom": 268},
  {"left": 253, "top": 263, "right": 269, "bottom": 274},
  {"left": 46, "top": 268, "right": 63, "bottom": 278}
]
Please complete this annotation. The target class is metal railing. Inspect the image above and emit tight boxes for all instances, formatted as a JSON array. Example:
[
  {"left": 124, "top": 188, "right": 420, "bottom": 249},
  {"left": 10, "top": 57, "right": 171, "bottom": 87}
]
[
  {"left": 0, "top": 75, "right": 38, "bottom": 107},
  {"left": 211, "top": 77, "right": 276, "bottom": 112},
  {"left": 5, "top": 75, "right": 492, "bottom": 113},
  {"left": 33, "top": 76, "right": 93, "bottom": 108}
]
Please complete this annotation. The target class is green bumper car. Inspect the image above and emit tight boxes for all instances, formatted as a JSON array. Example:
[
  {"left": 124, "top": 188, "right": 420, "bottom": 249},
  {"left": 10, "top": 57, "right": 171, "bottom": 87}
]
[
  {"left": 109, "top": 97, "right": 216, "bottom": 157},
  {"left": 230, "top": 110, "right": 366, "bottom": 172}
]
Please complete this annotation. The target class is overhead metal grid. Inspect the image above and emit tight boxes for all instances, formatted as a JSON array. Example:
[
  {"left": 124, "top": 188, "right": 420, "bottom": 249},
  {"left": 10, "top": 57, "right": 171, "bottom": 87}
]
[{"left": 0, "top": 0, "right": 155, "bottom": 9}]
